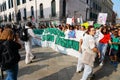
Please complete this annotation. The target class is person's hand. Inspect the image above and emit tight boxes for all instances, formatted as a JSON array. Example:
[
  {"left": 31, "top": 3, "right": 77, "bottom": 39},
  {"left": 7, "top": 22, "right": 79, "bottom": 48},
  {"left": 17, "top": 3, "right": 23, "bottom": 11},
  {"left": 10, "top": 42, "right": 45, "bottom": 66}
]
[
  {"left": 98, "top": 52, "right": 101, "bottom": 58},
  {"left": 35, "top": 37, "right": 41, "bottom": 40}
]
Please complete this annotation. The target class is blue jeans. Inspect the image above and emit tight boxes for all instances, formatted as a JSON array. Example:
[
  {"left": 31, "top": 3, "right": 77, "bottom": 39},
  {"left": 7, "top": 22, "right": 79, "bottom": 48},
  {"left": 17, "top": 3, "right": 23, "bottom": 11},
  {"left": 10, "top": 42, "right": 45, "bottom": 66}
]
[
  {"left": 98, "top": 42, "right": 108, "bottom": 62},
  {"left": 6, "top": 64, "right": 18, "bottom": 80}
]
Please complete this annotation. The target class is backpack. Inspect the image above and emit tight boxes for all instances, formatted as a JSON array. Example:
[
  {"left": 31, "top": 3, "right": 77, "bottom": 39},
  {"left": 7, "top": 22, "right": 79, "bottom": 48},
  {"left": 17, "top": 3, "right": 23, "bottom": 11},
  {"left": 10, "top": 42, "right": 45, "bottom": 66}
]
[
  {"left": 19, "top": 26, "right": 29, "bottom": 41},
  {"left": 0, "top": 40, "right": 21, "bottom": 79},
  {"left": 0, "top": 40, "right": 20, "bottom": 71}
]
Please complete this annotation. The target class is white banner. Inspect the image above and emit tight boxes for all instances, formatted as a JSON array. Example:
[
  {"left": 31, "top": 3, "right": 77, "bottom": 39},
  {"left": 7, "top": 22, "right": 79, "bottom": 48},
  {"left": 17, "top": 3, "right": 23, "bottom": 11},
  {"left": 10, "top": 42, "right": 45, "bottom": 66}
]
[{"left": 97, "top": 13, "right": 108, "bottom": 25}]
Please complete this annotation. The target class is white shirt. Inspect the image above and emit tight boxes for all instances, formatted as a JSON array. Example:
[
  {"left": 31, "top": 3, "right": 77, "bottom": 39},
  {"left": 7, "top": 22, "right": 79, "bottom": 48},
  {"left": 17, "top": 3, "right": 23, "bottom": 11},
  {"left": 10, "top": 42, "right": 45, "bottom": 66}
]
[
  {"left": 82, "top": 34, "right": 96, "bottom": 50},
  {"left": 94, "top": 29, "right": 103, "bottom": 46},
  {"left": 64, "top": 29, "right": 69, "bottom": 39},
  {"left": 25, "top": 26, "right": 36, "bottom": 38}
]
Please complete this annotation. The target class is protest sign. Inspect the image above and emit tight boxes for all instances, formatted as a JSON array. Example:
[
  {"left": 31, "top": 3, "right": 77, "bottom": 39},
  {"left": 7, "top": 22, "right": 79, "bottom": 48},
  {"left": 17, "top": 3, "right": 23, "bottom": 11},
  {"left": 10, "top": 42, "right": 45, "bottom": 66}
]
[
  {"left": 97, "top": 13, "right": 107, "bottom": 25},
  {"left": 66, "top": 18, "right": 72, "bottom": 25}
]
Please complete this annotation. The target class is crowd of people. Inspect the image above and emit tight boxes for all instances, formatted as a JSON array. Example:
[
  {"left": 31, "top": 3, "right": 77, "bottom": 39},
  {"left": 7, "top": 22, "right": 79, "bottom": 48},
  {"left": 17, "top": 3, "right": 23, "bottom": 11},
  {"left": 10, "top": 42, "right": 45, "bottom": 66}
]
[
  {"left": 57, "top": 24, "right": 120, "bottom": 80},
  {"left": 0, "top": 22, "right": 120, "bottom": 80}
]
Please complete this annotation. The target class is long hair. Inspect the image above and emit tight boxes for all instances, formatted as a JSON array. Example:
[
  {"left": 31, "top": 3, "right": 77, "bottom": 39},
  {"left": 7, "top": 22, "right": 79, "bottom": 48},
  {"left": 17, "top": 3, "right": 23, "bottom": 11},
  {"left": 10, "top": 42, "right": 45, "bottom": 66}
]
[
  {"left": 101, "top": 26, "right": 109, "bottom": 34},
  {"left": 0, "top": 28, "right": 14, "bottom": 40}
]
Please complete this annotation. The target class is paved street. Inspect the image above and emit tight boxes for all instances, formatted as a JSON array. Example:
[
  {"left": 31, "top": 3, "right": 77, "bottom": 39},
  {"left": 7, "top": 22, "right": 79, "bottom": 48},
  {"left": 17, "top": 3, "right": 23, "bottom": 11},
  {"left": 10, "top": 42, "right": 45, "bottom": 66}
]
[{"left": 17, "top": 47, "right": 120, "bottom": 80}]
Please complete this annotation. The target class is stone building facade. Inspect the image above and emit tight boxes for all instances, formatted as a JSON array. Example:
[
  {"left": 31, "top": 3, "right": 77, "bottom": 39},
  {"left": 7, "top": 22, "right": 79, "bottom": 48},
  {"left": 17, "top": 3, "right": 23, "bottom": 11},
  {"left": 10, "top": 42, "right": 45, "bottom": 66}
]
[{"left": 0, "top": 0, "right": 114, "bottom": 26}]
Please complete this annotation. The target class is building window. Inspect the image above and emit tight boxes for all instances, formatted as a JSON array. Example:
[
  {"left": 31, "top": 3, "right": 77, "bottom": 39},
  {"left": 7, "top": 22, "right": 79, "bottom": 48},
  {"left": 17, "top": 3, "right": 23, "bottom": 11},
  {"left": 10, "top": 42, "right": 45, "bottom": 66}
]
[
  {"left": 8, "top": 0, "right": 10, "bottom": 9},
  {"left": 51, "top": 0, "right": 56, "bottom": 17},
  {"left": 24, "top": 8, "right": 27, "bottom": 20},
  {"left": 22, "top": 0, "right": 26, "bottom": 4},
  {"left": 62, "top": 0, "right": 66, "bottom": 17},
  {"left": 2, "top": 4, "right": 4, "bottom": 11},
  {"left": 1, "top": 5, "right": 3, "bottom": 12},
  {"left": 40, "top": 3, "right": 44, "bottom": 18},
  {"left": 86, "top": 0, "right": 89, "bottom": 4},
  {"left": 9, "top": 13, "right": 11, "bottom": 21},
  {"left": 4, "top": 15, "right": 7, "bottom": 21},
  {"left": 31, "top": 6, "right": 34, "bottom": 17},
  {"left": 11, "top": 0, "right": 13, "bottom": 8},
  {"left": 5, "top": 1, "right": 7, "bottom": 10},
  {"left": 17, "top": 10, "right": 21, "bottom": 21},
  {"left": 17, "top": 0, "right": 20, "bottom": 5},
  {"left": 0, "top": 5, "right": 1, "bottom": 12}
]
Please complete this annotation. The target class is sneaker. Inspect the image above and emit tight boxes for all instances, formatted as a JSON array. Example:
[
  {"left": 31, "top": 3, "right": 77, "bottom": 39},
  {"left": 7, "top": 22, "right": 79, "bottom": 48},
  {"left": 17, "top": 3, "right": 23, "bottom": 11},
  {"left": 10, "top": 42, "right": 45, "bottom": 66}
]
[
  {"left": 99, "top": 62, "right": 103, "bottom": 66},
  {"left": 90, "top": 74, "right": 95, "bottom": 80},
  {"left": 76, "top": 70, "right": 82, "bottom": 73},
  {"left": 88, "top": 73, "right": 95, "bottom": 78},
  {"left": 31, "top": 56, "right": 36, "bottom": 60},
  {"left": 26, "top": 61, "right": 32, "bottom": 64}
]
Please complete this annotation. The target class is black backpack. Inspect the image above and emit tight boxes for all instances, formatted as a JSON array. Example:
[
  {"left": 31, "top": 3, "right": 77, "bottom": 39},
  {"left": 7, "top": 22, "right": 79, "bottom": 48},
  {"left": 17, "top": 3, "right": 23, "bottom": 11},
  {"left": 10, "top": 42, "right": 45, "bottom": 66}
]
[
  {"left": 19, "top": 26, "right": 29, "bottom": 41},
  {"left": 0, "top": 40, "right": 20, "bottom": 71},
  {"left": 0, "top": 40, "right": 21, "bottom": 79}
]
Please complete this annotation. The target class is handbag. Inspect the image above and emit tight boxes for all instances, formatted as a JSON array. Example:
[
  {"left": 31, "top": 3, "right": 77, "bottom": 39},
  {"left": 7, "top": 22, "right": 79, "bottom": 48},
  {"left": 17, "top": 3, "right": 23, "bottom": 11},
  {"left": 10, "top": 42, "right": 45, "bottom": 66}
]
[{"left": 81, "top": 49, "right": 96, "bottom": 67}]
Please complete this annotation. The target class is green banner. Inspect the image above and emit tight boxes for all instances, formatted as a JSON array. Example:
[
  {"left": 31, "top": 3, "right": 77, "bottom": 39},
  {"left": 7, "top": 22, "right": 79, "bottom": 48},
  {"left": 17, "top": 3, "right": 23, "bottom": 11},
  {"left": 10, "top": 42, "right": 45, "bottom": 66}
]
[
  {"left": 33, "top": 29, "right": 44, "bottom": 35},
  {"left": 34, "top": 28, "right": 79, "bottom": 51}
]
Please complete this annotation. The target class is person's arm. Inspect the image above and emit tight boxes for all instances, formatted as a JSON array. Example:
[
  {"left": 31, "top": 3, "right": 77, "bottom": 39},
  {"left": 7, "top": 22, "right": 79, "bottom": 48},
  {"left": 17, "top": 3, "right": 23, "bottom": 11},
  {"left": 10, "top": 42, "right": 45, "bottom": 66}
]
[
  {"left": 28, "top": 29, "right": 41, "bottom": 40},
  {"left": 79, "top": 39, "right": 83, "bottom": 53}
]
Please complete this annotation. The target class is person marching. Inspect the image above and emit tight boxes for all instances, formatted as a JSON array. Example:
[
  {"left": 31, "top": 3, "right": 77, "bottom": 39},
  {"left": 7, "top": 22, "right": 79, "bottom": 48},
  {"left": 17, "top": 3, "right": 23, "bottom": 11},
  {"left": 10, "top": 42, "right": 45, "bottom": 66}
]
[
  {"left": 109, "top": 29, "right": 120, "bottom": 68},
  {"left": 80, "top": 26, "right": 100, "bottom": 80},
  {"left": 24, "top": 22, "right": 41, "bottom": 64}
]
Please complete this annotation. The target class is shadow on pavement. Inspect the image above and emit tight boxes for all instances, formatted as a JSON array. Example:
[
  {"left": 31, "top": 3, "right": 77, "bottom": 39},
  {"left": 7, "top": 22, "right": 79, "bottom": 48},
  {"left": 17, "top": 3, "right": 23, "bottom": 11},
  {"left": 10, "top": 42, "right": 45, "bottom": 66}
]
[
  {"left": 31, "top": 52, "right": 63, "bottom": 63},
  {"left": 39, "top": 66, "right": 76, "bottom": 80},
  {"left": 18, "top": 65, "right": 48, "bottom": 77},
  {"left": 94, "top": 56, "right": 117, "bottom": 80}
]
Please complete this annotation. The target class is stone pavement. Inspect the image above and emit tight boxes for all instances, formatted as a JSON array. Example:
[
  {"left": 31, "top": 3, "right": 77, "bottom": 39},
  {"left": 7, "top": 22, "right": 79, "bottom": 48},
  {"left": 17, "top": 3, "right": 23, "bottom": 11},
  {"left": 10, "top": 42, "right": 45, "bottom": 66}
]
[{"left": 17, "top": 47, "right": 120, "bottom": 80}]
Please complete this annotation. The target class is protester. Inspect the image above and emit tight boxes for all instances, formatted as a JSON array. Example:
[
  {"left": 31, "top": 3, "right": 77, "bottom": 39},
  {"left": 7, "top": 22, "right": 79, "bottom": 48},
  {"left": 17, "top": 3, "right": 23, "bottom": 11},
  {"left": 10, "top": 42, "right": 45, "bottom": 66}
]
[
  {"left": 80, "top": 26, "right": 100, "bottom": 80},
  {"left": 117, "top": 29, "right": 120, "bottom": 62},
  {"left": 76, "top": 26, "right": 86, "bottom": 73},
  {"left": 68, "top": 25, "right": 76, "bottom": 38},
  {"left": 24, "top": 22, "right": 41, "bottom": 64},
  {"left": 98, "top": 26, "right": 111, "bottom": 66},
  {"left": 64, "top": 25, "right": 70, "bottom": 39},
  {"left": 0, "top": 25, "right": 21, "bottom": 80},
  {"left": 109, "top": 29, "right": 119, "bottom": 68},
  {"left": 94, "top": 26, "right": 103, "bottom": 48}
]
